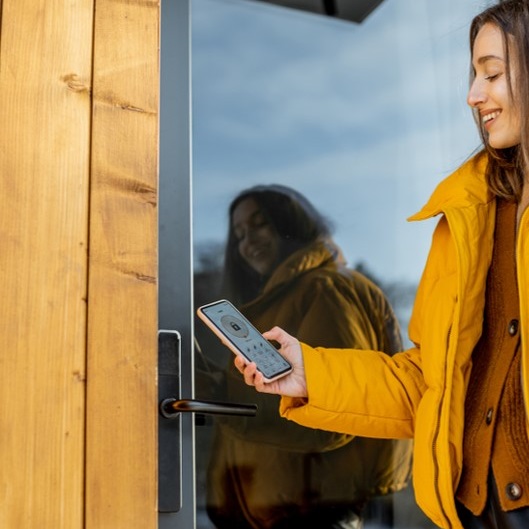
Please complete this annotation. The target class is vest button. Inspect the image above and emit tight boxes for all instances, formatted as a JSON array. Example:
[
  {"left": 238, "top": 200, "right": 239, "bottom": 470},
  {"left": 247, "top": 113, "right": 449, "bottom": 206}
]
[
  {"left": 506, "top": 482, "right": 523, "bottom": 501},
  {"left": 508, "top": 319, "right": 519, "bottom": 336},
  {"left": 485, "top": 408, "right": 493, "bottom": 425}
]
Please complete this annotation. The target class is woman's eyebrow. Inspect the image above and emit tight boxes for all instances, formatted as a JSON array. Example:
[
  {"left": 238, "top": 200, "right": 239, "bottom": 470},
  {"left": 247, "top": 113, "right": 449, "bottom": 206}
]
[
  {"left": 475, "top": 54, "right": 505, "bottom": 65},
  {"left": 233, "top": 209, "right": 263, "bottom": 231}
]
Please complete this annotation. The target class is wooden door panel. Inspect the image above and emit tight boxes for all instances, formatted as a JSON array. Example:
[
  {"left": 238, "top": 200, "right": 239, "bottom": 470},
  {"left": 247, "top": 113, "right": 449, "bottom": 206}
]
[
  {"left": 85, "top": 0, "right": 159, "bottom": 528},
  {"left": 0, "top": 0, "right": 160, "bottom": 527},
  {"left": 0, "top": 0, "right": 93, "bottom": 526}
]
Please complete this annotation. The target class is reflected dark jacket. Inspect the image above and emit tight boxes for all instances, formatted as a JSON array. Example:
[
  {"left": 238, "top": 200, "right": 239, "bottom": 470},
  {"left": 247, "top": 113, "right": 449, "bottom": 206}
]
[{"left": 207, "top": 239, "right": 413, "bottom": 527}]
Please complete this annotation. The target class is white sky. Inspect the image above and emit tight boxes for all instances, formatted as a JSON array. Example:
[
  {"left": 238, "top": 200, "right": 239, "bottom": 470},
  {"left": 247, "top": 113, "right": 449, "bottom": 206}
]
[{"left": 191, "top": 0, "right": 489, "bottom": 283}]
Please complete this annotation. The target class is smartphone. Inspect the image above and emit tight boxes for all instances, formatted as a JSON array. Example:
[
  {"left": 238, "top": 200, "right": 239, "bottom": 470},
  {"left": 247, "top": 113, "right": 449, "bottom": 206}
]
[{"left": 197, "top": 299, "right": 293, "bottom": 382}]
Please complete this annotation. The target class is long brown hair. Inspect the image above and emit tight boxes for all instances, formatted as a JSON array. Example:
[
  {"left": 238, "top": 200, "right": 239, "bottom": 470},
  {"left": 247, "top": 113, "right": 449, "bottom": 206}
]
[
  {"left": 222, "top": 185, "right": 333, "bottom": 305},
  {"left": 469, "top": 0, "right": 529, "bottom": 200}
]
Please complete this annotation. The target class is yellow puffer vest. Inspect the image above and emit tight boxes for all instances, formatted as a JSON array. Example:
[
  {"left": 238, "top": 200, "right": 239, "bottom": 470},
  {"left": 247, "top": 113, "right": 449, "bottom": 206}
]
[{"left": 280, "top": 152, "right": 529, "bottom": 529}]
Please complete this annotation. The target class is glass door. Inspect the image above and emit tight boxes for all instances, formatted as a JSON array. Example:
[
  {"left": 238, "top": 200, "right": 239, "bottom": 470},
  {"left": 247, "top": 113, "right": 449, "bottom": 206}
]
[{"left": 160, "top": 0, "right": 484, "bottom": 528}]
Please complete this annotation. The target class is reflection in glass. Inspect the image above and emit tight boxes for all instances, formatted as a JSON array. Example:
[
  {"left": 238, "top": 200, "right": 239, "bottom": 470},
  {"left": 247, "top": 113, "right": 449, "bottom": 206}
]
[{"left": 196, "top": 185, "right": 412, "bottom": 528}]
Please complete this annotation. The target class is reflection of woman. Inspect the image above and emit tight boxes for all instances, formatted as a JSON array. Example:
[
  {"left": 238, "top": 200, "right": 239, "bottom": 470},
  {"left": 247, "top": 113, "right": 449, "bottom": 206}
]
[
  {"left": 206, "top": 184, "right": 412, "bottom": 529},
  {"left": 236, "top": 3, "right": 529, "bottom": 529}
]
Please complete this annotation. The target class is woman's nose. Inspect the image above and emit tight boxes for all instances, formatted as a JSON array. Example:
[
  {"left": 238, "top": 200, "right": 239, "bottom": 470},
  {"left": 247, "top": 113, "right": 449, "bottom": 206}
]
[
  {"left": 239, "top": 229, "right": 256, "bottom": 253},
  {"left": 244, "top": 227, "right": 259, "bottom": 243},
  {"left": 467, "top": 78, "right": 485, "bottom": 108}
]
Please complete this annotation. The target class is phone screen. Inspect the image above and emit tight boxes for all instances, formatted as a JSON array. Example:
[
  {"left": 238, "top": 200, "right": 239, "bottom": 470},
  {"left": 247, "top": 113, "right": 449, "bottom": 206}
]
[{"left": 198, "top": 299, "right": 292, "bottom": 381}]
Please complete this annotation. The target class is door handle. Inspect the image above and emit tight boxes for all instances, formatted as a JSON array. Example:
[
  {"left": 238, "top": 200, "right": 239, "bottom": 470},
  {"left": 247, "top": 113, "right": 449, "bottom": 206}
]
[
  {"left": 158, "top": 330, "right": 258, "bottom": 514},
  {"left": 160, "top": 398, "right": 257, "bottom": 419}
]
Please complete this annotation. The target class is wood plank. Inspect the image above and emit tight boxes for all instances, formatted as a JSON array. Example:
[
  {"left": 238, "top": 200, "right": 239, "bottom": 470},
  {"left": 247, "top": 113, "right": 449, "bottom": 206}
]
[
  {"left": 0, "top": 0, "right": 93, "bottom": 527},
  {"left": 85, "top": 0, "right": 159, "bottom": 526}
]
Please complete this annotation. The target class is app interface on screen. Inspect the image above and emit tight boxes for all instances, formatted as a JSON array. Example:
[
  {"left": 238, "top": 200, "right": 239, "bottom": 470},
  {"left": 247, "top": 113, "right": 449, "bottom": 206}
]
[{"left": 202, "top": 301, "right": 291, "bottom": 378}]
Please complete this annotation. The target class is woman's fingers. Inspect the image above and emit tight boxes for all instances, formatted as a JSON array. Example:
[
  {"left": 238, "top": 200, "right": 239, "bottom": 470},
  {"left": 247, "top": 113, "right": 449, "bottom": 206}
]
[
  {"left": 262, "top": 325, "right": 291, "bottom": 345},
  {"left": 234, "top": 355, "right": 260, "bottom": 386},
  {"left": 234, "top": 326, "right": 307, "bottom": 397},
  {"left": 234, "top": 354, "right": 247, "bottom": 373}
]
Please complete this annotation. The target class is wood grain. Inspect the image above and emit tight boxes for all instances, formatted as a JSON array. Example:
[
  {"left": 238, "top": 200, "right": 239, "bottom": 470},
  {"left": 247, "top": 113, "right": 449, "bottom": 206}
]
[
  {"left": 0, "top": 0, "right": 93, "bottom": 526},
  {"left": 85, "top": 0, "right": 159, "bottom": 527},
  {"left": 0, "top": 0, "right": 160, "bottom": 527}
]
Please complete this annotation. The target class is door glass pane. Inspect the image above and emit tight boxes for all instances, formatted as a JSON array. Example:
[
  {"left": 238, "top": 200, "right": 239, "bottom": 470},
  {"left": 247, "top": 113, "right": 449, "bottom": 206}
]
[{"left": 192, "top": 1, "right": 481, "bottom": 528}]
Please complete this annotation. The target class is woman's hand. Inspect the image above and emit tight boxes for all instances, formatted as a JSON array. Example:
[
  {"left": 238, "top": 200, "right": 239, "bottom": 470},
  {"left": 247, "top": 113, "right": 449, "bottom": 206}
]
[{"left": 234, "top": 326, "right": 308, "bottom": 398}]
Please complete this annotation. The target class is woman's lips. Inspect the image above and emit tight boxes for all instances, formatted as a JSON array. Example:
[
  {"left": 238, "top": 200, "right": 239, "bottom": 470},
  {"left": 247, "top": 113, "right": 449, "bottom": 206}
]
[{"left": 482, "top": 110, "right": 500, "bottom": 129}]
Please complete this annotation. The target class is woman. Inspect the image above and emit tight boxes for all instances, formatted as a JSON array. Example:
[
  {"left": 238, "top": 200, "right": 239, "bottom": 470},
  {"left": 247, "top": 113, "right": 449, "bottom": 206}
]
[
  {"left": 205, "top": 184, "right": 413, "bottom": 529},
  {"left": 236, "top": 2, "right": 529, "bottom": 529}
]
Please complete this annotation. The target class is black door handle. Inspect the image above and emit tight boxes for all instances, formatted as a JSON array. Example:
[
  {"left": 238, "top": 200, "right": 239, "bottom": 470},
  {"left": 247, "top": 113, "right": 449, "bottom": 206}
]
[
  {"left": 158, "top": 329, "right": 258, "bottom": 514},
  {"left": 160, "top": 398, "right": 257, "bottom": 419}
]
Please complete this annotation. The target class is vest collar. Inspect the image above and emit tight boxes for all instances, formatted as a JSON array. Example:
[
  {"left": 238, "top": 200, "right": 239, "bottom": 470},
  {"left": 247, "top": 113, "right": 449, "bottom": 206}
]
[{"left": 408, "top": 152, "right": 493, "bottom": 222}]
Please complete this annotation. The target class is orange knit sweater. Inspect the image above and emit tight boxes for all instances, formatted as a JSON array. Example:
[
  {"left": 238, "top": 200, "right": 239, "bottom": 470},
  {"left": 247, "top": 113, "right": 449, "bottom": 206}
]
[{"left": 457, "top": 199, "right": 529, "bottom": 514}]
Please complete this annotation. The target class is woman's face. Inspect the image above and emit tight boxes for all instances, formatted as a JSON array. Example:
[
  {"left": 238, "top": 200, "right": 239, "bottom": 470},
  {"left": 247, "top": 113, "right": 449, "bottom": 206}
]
[
  {"left": 231, "top": 197, "right": 282, "bottom": 276},
  {"left": 467, "top": 23, "right": 521, "bottom": 150}
]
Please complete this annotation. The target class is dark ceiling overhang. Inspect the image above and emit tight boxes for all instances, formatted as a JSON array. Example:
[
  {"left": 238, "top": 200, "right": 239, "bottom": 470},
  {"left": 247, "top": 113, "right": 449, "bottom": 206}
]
[{"left": 252, "top": 0, "right": 386, "bottom": 23}]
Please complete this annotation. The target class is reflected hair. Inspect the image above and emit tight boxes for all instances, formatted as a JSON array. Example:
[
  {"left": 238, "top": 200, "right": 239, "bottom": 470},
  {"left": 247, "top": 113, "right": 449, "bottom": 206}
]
[
  {"left": 222, "top": 184, "right": 333, "bottom": 305},
  {"left": 469, "top": 0, "right": 529, "bottom": 200}
]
